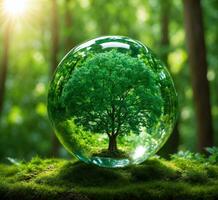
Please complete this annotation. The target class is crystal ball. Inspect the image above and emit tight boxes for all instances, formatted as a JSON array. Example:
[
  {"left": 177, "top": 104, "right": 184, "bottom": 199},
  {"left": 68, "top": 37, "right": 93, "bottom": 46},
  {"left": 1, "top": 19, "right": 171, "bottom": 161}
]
[{"left": 47, "top": 36, "right": 177, "bottom": 168}]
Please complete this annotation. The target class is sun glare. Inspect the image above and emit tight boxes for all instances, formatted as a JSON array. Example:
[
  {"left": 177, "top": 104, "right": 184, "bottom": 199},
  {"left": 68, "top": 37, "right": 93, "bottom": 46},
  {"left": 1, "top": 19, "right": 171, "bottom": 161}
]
[{"left": 3, "top": 0, "right": 28, "bottom": 18}]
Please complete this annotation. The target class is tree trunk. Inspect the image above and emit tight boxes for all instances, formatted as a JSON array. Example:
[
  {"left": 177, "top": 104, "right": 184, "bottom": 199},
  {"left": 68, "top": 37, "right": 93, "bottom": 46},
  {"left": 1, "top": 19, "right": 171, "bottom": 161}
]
[
  {"left": 183, "top": 0, "right": 213, "bottom": 152},
  {"left": 0, "top": 22, "right": 11, "bottom": 116},
  {"left": 158, "top": 0, "right": 180, "bottom": 157},
  {"left": 108, "top": 135, "right": 118, "bottom": 153},
  {"left": 160, "top": 0, "right": 170, "bottom": 62},
  {"left": 64, "top": 0, "right": 74, "bottom": 52},
  {"left": 50, "top": 0, "right": 60, "bottom": 156}
]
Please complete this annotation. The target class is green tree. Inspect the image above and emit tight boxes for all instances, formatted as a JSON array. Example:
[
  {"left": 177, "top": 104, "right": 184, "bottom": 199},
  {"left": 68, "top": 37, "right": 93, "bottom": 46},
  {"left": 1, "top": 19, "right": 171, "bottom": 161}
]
[
  {"left": 0, "top": 21, "right": 11, "bottom": 117},
  {"left": 183, "top": 0, "right": 213, "bottom": 152},
  {"left": 62, "top": 50, "right": 163, "bottom": 153},
  {"left": 158, "top": 0, "right": 180, "bottom": 157},
  {"left": 50, "top": 0, "right": 60, "bottom": 156}
]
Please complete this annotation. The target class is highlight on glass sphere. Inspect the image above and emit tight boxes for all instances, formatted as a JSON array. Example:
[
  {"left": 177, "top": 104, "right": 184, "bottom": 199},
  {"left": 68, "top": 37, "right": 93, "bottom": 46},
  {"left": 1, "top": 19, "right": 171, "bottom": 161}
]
[{"left": 47, "top": 36, "right": 177, "bottom": 168}]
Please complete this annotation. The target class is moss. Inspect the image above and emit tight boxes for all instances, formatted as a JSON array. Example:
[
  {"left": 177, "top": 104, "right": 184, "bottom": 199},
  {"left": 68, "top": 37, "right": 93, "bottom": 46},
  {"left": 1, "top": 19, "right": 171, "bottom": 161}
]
[
  {"left": 92, "top": 149, "right": 129, "bottom": 159},
  {"left": 1, "top": 156, "right": 218, "bottom": 200},
  {"left": 129, "top": 158, "right": 179, "bottom": 181}
]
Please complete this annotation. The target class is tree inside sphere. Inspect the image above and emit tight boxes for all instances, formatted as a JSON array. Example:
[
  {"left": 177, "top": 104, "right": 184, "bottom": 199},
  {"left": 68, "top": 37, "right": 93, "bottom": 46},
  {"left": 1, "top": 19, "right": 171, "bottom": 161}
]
[{"left": 47, "top": 36, "right": 177, "bottom": 168}]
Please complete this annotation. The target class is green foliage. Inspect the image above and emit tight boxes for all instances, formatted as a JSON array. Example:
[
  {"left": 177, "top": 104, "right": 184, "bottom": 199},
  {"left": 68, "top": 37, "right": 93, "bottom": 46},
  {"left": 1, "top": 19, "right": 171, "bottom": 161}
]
[
  {"left": 0, "top": 0, "right": 218, "bottom": 160},
  {"left": 62, "top": 50, "right": 163, "bottom": 137},
  {"left": 206, "top": 147, "right": 218, "bottom": 164},
  {"left": 170, "top": 150, "right": 218, "bottom": 183},
  {"left": 171, "top": 150, "right": 206, "bottom": 163},
  {"left": 1, "top": 156, "right": 218, "bottom": 200},
  {"left": 171, "top": 148, "right": 218, "bottom": 165}
]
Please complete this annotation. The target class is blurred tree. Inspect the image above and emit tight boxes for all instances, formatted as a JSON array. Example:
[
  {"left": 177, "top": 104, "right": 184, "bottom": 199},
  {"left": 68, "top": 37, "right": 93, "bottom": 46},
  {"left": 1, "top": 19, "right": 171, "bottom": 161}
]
[
  {"left": 64, "top": 0, "right": 74, "bottom": 51},
  {"left": 203, "top": 0, "right": 218, "bottom": 145},
  {"left": 158, "top": 0, "right": 180, "bottom": 156},
  {"left": 90, "top": 0, "right": 138, "bottom": 38},
  {"left": 183, "top": 0, "right": 213, "bottom": 152},
  {"left": 90, "top": 0, "right": 111, "bottom": 35},
  {"left": 50, "top": 0, "right": 60, "bottom": 156},
  {"left": 0, "top": 22, "right": 11, "bottom": 116},
  {"left": 160, "top": 0, "right": 170, "bottom": 62}
]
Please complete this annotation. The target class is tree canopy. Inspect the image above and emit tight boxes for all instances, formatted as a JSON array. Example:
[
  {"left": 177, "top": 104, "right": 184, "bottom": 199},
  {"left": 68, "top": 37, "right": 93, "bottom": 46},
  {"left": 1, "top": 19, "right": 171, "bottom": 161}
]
[{"left": 62, "top": 50, "right": 163, "bottom": 141}]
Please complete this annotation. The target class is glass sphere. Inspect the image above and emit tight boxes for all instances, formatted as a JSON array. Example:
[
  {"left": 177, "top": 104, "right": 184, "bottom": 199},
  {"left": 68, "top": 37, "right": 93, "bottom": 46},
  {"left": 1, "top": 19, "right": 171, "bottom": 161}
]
[{"left": 47, "top": 36, "right": 177, "bottom": 168}]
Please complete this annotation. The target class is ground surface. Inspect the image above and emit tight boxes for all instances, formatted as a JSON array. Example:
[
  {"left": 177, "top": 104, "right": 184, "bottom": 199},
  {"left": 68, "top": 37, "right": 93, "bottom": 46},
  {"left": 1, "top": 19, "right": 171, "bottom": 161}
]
[{"left": 1, "top": 153, "right": 218, "bottom": 200}]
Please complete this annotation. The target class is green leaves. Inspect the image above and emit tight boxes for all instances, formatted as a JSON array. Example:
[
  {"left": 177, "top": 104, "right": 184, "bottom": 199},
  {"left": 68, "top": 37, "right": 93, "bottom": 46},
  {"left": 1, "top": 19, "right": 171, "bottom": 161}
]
[
  {"left": 61, "top": 50, "right": 163, "bottom": 137},
  {"left": 206, "top": 147, "right": 218, "bottom": 164}
]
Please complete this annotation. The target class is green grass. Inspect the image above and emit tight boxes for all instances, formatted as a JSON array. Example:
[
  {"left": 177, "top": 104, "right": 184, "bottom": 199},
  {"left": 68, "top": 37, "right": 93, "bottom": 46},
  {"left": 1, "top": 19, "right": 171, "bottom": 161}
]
[{"left": 1, "top": 155, "right": 218, "bottom": 200}]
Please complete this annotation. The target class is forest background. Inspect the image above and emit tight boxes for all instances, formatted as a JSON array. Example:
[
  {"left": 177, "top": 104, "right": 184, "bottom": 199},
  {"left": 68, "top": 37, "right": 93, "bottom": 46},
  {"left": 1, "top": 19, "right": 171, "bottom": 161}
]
[{"left": 0, "top": 0, "right": 217, "bottom": 162}]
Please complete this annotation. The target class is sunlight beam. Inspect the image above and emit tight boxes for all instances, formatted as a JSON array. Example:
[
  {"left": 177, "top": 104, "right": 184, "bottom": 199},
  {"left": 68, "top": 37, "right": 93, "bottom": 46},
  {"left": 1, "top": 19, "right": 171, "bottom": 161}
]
[{"left": 2, "top": 0, "right": 28, "bottom": 18}]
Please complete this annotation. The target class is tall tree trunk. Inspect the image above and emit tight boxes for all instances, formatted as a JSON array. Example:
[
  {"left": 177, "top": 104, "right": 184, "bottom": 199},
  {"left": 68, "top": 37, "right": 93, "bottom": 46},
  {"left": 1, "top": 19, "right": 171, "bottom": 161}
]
[
  {"left": 183, "top": 0, "right": 213, "bottom": 152},
  {"left": 160, "top": 0, "right": 170, "bottom": 62},
  {"left": 50, "top": 0, "right": 60, "bottom": 156},
  {"left": 0, "top": 22, "right": 11, "bottom": 116},
  {"left": 108, "top": 135, "right": 118, "bottom": 153},
  {"left": 64, "top": 0, "right": 74, "bottom": 52},
  {"left": 158, "top": 0, "right": 180, "bottom": 157}
]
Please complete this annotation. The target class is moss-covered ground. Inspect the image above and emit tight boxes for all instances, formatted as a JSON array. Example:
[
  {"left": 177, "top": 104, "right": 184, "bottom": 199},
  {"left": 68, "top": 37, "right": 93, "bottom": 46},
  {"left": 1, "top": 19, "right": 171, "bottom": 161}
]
[{"left": 1, "top": 152, "right": 218, "bottom": 200}]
